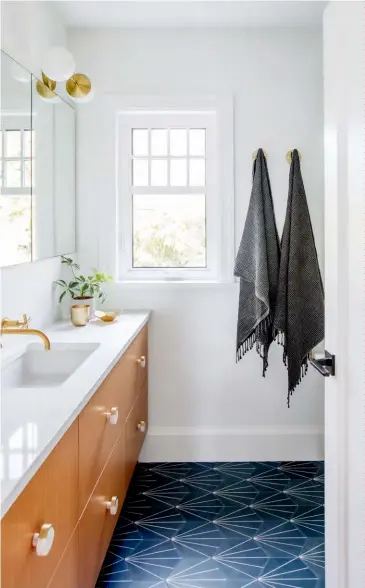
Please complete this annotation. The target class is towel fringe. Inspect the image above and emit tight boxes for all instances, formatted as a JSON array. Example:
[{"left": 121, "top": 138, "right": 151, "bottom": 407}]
[
  {"left": 236, "top": 313, "right": 274, "bottom": 376},
  {"left": 275, "top": 329, "right": 310, "bottom": 407}
]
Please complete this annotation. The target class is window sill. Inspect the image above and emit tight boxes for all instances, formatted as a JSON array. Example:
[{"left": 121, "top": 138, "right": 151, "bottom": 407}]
[{"left": 116, "top": 279, "right": 237, "bottom": 287}]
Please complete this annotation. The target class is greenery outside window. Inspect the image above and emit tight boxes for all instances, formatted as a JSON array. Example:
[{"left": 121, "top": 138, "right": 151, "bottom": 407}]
[
  {"left": 0, "top": 119, "right": 34, "bottom": 265},
  {"left": 118, "top": 110, "right": 220, "bottom": 281}
]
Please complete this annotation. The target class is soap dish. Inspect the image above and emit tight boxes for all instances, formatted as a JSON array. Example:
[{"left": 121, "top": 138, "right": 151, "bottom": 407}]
[{"left": 95, "top": 310, "right": 121, "bottom": 323}]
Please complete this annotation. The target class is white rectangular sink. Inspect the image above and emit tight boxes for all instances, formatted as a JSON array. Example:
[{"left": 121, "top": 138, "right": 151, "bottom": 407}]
[{"left": 2, "top": 342, "right": 100, "bottom": 389}]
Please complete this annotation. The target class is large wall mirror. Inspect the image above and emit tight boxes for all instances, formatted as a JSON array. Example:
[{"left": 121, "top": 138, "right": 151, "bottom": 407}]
[{"left": 0, "top": 51, "right": 76, "bottom": 267}]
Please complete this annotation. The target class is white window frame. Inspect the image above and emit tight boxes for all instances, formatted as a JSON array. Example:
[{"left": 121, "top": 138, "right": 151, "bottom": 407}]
[
  {"left": 1, "top": 114, "right": 33, "bottom": 196},
  {"left": 117, "top": 109, "right": 221, "bottom": 281}
]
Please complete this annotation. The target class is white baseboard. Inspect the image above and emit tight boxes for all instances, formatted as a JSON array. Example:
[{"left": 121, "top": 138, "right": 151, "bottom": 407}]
[{"left": 139, "top": 425, "right": 324, "bottom": 462}]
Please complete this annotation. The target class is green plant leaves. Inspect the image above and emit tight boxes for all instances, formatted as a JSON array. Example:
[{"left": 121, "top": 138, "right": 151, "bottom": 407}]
[
  {"left": 59, "top": 290, "right": 67, "bottom": 303},
  {"left": 54, "top": 257, "right": 113, "bottom": 304}
]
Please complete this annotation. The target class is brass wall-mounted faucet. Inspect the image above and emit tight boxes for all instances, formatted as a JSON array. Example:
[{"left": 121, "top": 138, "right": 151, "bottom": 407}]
[{"left": 0, "top": 315, "right": 51, "bottom": 350}]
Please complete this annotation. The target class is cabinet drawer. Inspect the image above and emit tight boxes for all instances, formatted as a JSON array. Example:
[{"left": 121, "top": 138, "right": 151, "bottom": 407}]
[
  {"left": 78, "top": 325, "right": 148, "bottom": 509},
  {"left": 125, "top": 379, "right": 148, "bottom": 486},
  {"left": 46, "top": 530, "right": 78, "bottom": 588},
  {"left": 130, "top": 324, "right": 148, "bottom": 390},
  {"left": 79, "top": 434, "right": 127, "bottom": 588},
  {"left": 1, "top": 421, "right": 78, "bottom": 588}
]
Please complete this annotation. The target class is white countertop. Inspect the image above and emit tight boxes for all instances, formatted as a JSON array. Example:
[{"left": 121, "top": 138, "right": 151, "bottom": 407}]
[{"left": 0, "top": 311, "right": 150, "bottom": 518}]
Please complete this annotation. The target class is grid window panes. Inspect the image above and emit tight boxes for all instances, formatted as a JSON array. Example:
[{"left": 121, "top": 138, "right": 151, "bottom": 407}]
[
  {"left": 130, "top": 127, "right": 207, "bottom": 269},
  {"left": 0, "top": 128, "right": 33, "bottom": 189},
  {"left": 0, "top": 126, "right": 34, "bottom": 265}
]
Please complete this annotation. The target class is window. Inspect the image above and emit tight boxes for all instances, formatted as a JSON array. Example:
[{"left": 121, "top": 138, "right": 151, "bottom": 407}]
[
  {"left": 118, "top": 111, "right": 220, "bottom": 280},
  {"left": 0, "top": 127, "right": 33, "bottom": 192},
  {"left": 0, "top": 120, "right": 34, "bottom": 265}
]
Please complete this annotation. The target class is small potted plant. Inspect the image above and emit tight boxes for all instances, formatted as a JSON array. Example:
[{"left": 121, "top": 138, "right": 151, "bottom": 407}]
[{"left": 54, "top": 256, "right": 113, "bottom": 318}]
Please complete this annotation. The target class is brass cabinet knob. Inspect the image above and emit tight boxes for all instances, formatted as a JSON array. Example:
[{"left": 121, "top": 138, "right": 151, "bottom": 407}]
[
  {"left": 136, "top": 355, "right": 146, "bottom": 368},
  {"left": 137, "top": 420, "right": 146, "bottom": 433},
  {"left": 32, "top": 524, "right": 55, "bottom": 557},
  {"left": 106, "top": 407, "right": 119, "bottom": 425},
  {"left": 106, "top": 496, "right": 119, "bottom": 516}
]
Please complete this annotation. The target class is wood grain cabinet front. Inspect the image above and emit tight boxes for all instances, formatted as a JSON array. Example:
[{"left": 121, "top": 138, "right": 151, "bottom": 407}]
[
  {"left": 46, "top": 530, "right": 78, "bottom": 588},
  {"left": 125, "top": 379, "right": 148, "bottom": 486},
  {"left": 78, "top": 434, "right": 127, "bottom": 588},
  {"left": 78, "top": 325, "right": 148, "bottom": 510},
  {"left": 1, "top": 421, "right": 79, "bottom": 588},
  {"left": 130, "top": 324, "right": 148, "bottom": 391}
]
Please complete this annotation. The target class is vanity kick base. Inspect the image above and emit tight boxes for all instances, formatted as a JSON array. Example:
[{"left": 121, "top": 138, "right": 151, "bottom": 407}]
[{"left": 1, "top": 324, "right": 148, "bottom": 588}]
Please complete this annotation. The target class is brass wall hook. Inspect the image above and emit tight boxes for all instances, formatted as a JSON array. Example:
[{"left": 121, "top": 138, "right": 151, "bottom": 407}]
[
  {"left": 286, "top": 150, "right": 302, "bottom": 164},
  {"left": 252, "top": 150, "right": 267, "bottom": 161}
]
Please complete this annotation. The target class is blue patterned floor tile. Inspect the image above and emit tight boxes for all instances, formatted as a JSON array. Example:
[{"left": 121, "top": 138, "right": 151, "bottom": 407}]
[
  {"left": 166, "top": 556, "right": 229, "bottom": 587},
  {"left": 134, "top": 507, "right": 187, "bottom": 540},
  {"left": 175, "top": 491, "right": 227, "bottom": 520},
  {"left": 172, "top": 521, "right": 226, "bottom": 557},
  {"left": 290, "top": 504, "right": 325, "bottom": 536},
  {"left": 178, "top": 470, "right": 230, "bottom": 494},
  {"left": 250, "top": 490, "right": 298, "bottom": 520},
  {"left": 213, "top": 480, "right": 259, "bottom": 507},
  {"left": 254, "top": 520, "right": 307, "bottom": 558},
  {"left": 299, "top": 539, "right": 325, "bottom": 579},
  {"left": 247, "top": 469, "right": 291, "bottom": 493},
  {"left": 212, "top": 506, "right": 264, "bottom": 539},
  {"left": 278, "top": 461, "right": 322, "bottom": 479},
  {"left": 257, "top": 557, "right": 319, "bottom": 586},
  {"left": 213, "top": 538, "right": 269, "bottom": 577},
  {"left": 212, "top": 462, "right": 257, "bottom": 480},
  {"left": 285, "top": 479, "right": 324, "bottom": 506},
  {"left": 96, "top": 462, "right": 325, "bottom": 588}
]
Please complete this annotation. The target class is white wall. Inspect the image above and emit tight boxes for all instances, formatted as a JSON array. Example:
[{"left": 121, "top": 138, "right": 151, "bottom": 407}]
[
  {"left": 1, "top": 1, "right": 68, "bottom": 328},
  {"left": 70, "top": 26, "right": 325, "bottom": 460}
]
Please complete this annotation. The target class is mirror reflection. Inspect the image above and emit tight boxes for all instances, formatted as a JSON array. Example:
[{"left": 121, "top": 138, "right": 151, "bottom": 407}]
[
  {"left": 0, "top": 51, "right": 76, "bottom": 267},
  {"left": 0, "top": 54, "right": 32, "bottom": 265}
]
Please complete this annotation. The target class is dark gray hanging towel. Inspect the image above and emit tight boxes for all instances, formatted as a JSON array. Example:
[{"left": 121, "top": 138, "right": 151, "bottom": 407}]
[
  {"left": 274, "top": 149, "right": 324, "bottom": 406},
  {"left": 234, "top": 149, "right": 280, "bottom": 375}
]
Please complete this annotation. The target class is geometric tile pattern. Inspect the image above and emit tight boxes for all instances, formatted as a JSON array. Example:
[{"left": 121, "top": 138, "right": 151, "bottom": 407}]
[{"left": 96, "top": 462, "right": 325, "bottom": 588}]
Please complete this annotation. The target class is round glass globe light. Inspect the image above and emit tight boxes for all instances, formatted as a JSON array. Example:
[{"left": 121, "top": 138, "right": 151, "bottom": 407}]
[
  {"left": 10, "top": 61, "right": 31, "bottom": 83},
  {"left": 42, "top": 46, "right": 75, "bottom": 82}
]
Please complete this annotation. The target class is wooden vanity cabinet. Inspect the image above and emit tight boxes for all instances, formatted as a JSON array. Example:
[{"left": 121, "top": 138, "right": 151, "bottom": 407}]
[
  {"left": 125, "top": 379, "right": 148, "bottom": 486},
  {"left": 77, "top": 325, "right": 148, "bottom": 588},
  {"left": 47, "top": 530, "right": 79, "bottom": 588},
  {"left": 78, "top": 434, "right": 127, "bottom": 588},
  {"left": 78, "top": 324, "right": 148, "bottom": 511},
  {"left": 1, "top": 421, "right": 79, "bottom": 588},
  {"left": 1, "top": 324, "right": 148, "bottom": 588}
]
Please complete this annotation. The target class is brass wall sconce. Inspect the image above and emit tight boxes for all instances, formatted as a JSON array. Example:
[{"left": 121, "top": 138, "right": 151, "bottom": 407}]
[
  {"left": 36, "top": 46, "right": 93, "bottom": 103},
  {"left": 66, "top": 73, "right": 92, "bottom": 99},
  {"left": 36, "top": 72, "right": 58, "bottom": 100}
]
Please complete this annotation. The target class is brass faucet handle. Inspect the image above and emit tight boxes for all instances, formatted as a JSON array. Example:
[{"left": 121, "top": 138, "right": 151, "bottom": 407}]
[
  {"left": 1, "top": 315, "right": 31, "bottom": 330},
  {"left": 21, "top": 314, "right": 31, "bottom": 329}
]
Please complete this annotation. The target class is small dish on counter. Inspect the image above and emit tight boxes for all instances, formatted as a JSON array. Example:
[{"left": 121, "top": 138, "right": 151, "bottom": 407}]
[{"left": 95, "top": 310, "right": 121, "bottom": 323}]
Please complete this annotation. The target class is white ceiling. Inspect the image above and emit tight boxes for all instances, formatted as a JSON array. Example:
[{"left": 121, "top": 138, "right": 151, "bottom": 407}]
[{"left": 55, "top": 1, "right": 326, "bottom": 28}]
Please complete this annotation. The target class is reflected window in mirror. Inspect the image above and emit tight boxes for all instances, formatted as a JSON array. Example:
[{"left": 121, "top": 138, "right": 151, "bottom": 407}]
[
  {"left": 0, "top": 53, "right": 33, "bottom": 266},
  {"left": 0, "top": 123, "right": 34, "bottom": 265}
]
